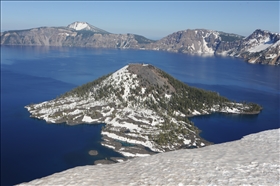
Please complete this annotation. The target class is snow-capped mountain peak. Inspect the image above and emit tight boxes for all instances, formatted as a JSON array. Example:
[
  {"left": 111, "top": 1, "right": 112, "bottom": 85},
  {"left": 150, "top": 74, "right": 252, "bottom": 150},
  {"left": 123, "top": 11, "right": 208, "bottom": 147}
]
[
  {"left": 67, "top": 21, "right": 110, "bottom": 34},
  {"left": 67, "top": 21, "right": 91, "bottom": 31}
]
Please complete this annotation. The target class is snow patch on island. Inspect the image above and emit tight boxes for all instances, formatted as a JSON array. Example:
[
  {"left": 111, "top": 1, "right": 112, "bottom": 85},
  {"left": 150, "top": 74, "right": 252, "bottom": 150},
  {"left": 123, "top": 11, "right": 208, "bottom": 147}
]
[{"left": 82, "top": 115, "right": 95, "bottom": 123}]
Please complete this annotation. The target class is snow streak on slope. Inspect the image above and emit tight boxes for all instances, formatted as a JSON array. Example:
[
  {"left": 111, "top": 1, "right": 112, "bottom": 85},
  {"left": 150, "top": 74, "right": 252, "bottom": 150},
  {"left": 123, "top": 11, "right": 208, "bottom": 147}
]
[
  {"left": 18, "top": 129, "right": 280, "bottom": 186},
  {"left": 247, "top": 36, "right": 273, "bottom": 52}
]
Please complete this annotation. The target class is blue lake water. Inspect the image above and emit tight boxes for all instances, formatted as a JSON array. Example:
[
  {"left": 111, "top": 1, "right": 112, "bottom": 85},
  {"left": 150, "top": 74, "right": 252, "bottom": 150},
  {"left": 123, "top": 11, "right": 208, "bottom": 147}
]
[{"left": 1, "top": 46, "right": 279, "bottom": 185}]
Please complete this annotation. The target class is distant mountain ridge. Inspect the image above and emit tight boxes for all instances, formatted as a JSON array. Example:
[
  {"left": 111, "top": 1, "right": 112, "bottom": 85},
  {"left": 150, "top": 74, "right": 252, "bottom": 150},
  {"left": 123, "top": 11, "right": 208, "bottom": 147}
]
[
  {"left": 0, "top": 21, "right": 154, "bottom": 49},
  {"left": 145, "top": 29, "right": 279, "bottom": 65},
  {"left": 1, "top": 21, "right": 279, "bottom": 65}
]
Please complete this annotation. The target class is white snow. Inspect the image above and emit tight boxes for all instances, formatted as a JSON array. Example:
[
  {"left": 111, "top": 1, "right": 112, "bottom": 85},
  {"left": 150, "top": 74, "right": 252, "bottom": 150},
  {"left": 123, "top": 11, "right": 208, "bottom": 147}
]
[
  {"left": 101, "top": 131, "right": 161, "bottom": 152},
  {"left": 173, "top": 111, "right": 186, "bottom": 117},
  {"left": 42, "top": 116, "right": 56, "bottom": 123},
  {"left": 18, "top": 129, "right": 280, "bottom": 186},
  {"left": 192, "top": 110, "right": 201, "bottom": 115},
  {"left": 110, "top": 65, "right": 128, "bottom": 83},
  {"left": 102, "top": 144, "right": 115, "bottom": 149},
  {"left": 68, "top": 22, "right": 89, "bottom": 31},
  {"left": 165, "top": 94, "right": 171, "bottom": 99},
  {"left": 271, "top": 40, "right": 280, "bottom": 49},
  {"left": 183, "top": 139, "right": 191, "bottom": 145},
  {"left": 220, "top": 106, "right": 240, "bottom": 113},
  {"left": 265, "top": 54, "right": 277, "bottom": 59},
  {"left": 200, "top": 33, "right": 215, "bottom": 54},
  {"left": 213, "top": 32, "right": 218, "bottom": 39},
  {"left": 68, "top": 109, "right": 82, "bottom": 115},
  {"left": 141, "top": 87, "right": 146, "bottom": 94},
  {"left": 107, "top": 120, "right": 140, "bottom": 131},
  {"left": 191, "top": 43, "right": 195, "bottom": 50},
  {"left": 118, "top": 151, "right": 150, "bottom": 157},
  {"left": 82, "top": 115, "right": 95, "bottom": 123},
  {"left": 247, "top": 37, "right": 273, "bottom": 52},
  {"left": 100, "top": 107, "right": 114, "bottom": 117},
  {"left": 248, "top": 42, "right": 273, "bottom": 52}
]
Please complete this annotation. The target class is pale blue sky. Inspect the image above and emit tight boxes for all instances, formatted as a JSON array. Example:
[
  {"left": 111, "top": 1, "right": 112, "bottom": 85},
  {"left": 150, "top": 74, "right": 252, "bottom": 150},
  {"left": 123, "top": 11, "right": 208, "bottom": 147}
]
[{"left": 1, "top": 1, "right": 279, "bottom": 39}]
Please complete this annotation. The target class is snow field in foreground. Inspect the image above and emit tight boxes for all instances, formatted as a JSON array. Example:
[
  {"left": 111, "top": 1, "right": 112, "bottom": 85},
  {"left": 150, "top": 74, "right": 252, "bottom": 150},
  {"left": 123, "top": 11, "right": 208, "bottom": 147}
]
[{"left": 18, "top": 129, "right": 280, "bottom": 186}]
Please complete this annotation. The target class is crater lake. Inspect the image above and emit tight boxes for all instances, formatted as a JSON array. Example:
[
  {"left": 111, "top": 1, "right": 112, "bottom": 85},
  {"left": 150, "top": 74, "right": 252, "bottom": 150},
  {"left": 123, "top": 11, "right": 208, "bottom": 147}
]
[{"left": 1, "top": 46, "right": 279, "bottom": 185}]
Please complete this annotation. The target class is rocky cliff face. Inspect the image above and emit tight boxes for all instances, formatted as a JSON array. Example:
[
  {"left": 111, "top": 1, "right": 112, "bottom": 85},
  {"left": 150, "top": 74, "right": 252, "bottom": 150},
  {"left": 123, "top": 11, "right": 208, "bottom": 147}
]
[
  {"left": 146, "top": 29, "right": 279, "bottom": 65},
  {"left": 62, "top": 33, "right": 153, "bottom": 49},
  {"left": 144, "top": 29, "right": 221, "bottom": 54},
  {"left": 216, "top": 29, "right": 280, "bottom": 65},
  {"left": 1, "top": 22, "right": 279, "bottom": 65},
  {"left": 1, "top": 27, "right": 73, "bottom": 46}
]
